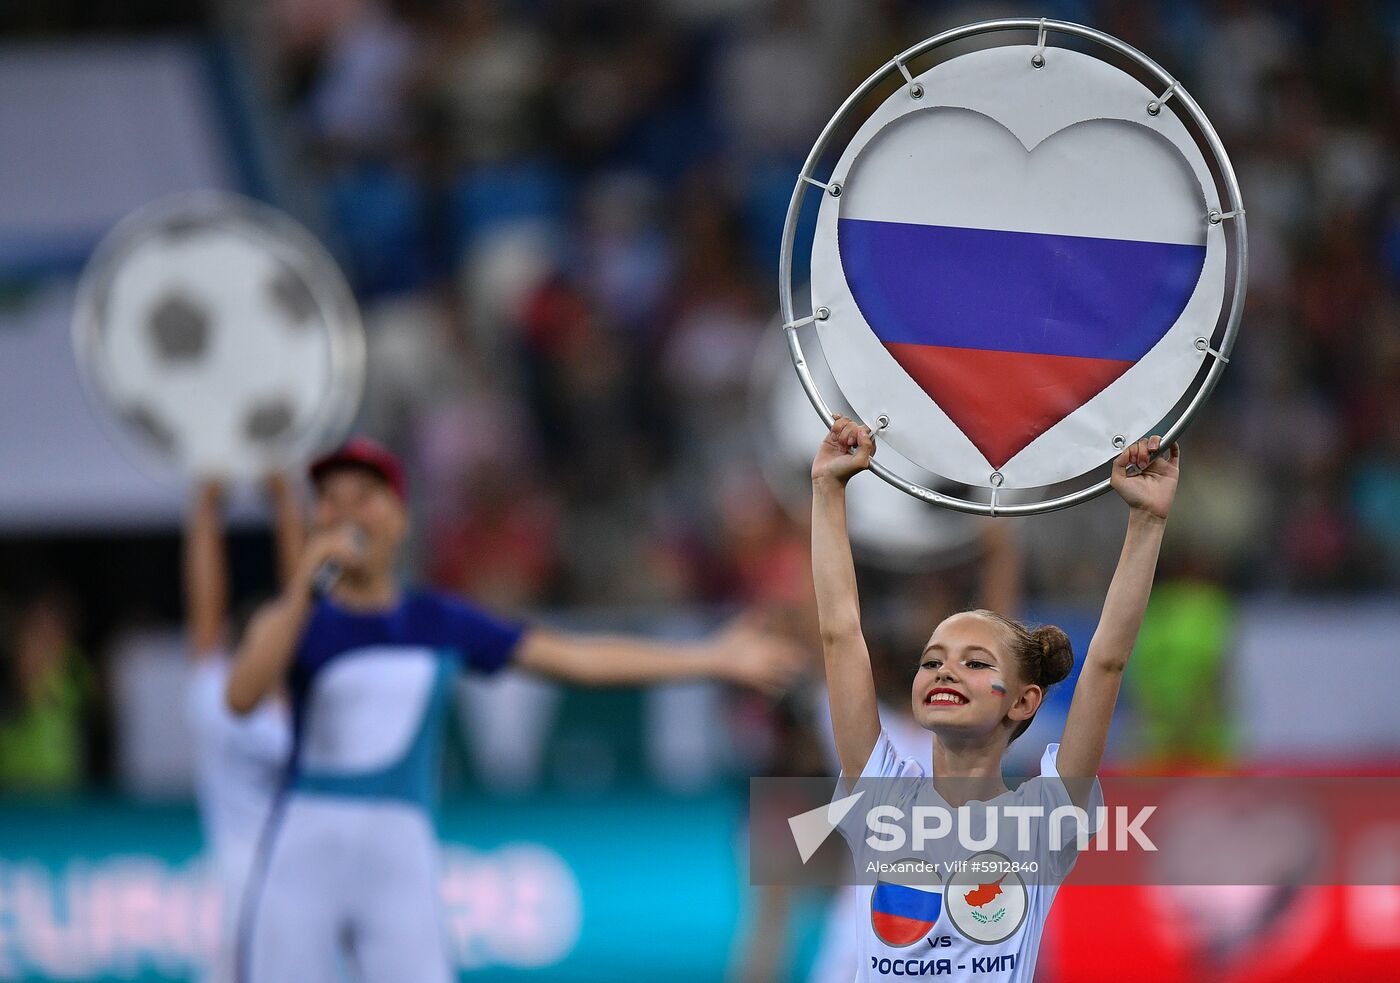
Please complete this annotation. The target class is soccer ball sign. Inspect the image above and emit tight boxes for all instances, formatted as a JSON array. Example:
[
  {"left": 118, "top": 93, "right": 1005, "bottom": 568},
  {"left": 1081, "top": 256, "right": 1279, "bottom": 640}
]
[{"left": 74, "top": 191, "right": 365, "bottom": 480}]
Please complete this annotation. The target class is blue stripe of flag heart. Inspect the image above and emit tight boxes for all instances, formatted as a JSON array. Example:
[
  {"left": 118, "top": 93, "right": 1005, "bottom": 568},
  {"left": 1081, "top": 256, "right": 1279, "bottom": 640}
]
[{"left": 837, "top": 218, "right": 1205, "bottom": 362}]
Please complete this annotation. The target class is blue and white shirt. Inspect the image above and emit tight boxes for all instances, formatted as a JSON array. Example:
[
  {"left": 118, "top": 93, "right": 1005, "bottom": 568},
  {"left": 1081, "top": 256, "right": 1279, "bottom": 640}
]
[{"left": 286, "top": 590, "right": 525, "bottom": 809}]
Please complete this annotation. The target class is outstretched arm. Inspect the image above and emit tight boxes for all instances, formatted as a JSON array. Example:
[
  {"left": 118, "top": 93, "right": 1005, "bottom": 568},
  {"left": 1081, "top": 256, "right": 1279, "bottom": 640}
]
[
  {"left": 811, "top": 416, "right": 881, "bottom": 781},
  {"left": 513, "top": 614, "right": 802, "bottom": 696},
  {"left": 1055, "top": 436, "right": 1179, "bottom": 796},
  {"left": 184, "top": 481, "right": 228, "bottom": 659}
]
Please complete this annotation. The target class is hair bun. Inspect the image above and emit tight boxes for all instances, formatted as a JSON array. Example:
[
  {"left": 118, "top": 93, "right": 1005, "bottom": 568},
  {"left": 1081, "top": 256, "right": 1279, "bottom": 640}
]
[{"left": 1032, "top": 625, "right": 1074, "bottom": 686}]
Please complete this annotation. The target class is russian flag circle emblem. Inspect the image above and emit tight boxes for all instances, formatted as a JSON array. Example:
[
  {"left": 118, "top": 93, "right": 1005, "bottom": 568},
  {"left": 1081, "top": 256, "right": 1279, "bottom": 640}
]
[
  {"left": 870, "top": 864, "right": 946, "bottom": 948},
  {"left": 786, "top": 20, "right": 1245, "bottom": 511}
]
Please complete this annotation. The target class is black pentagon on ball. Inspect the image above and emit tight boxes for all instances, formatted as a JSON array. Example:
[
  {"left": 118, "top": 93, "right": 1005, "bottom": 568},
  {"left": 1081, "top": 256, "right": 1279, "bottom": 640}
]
[
  {"left": 267, "top": 267, "right": 319, "bottom": 326},
  {"left": 244, "top": 396, "right": 296, "bottom": 444},
  {"left": 147, "top": 292, "right": 211, "bottom": 363},
  {"left": 121, "top": 403, "right": 178, "bottom": 456}
]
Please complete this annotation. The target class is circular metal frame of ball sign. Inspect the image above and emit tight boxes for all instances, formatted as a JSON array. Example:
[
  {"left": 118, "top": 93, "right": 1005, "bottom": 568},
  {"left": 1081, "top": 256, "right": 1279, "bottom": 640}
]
[
  {"left": 73, "top": 190, "right": 366, "bottom": 482},
  {"left": 779, "top": 19, "right": 1246, "bottom": 515}
]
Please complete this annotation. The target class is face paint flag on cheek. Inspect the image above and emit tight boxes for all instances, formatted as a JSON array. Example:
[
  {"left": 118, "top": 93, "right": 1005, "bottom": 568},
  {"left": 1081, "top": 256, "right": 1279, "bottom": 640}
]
[
  {"left": 991, "top": 680, "right": 1008, "bottom": 697},
  {"left": 785, "top": 20, "right": 1245, "bottom": 515}
]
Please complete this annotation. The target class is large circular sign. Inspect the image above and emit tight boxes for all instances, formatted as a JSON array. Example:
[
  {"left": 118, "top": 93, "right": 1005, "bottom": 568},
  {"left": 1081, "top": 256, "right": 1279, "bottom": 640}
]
[
  {"left": 781, "top": 20, "right": 1246, "bottom": 514},
  {"left": 74, "top": 191, "right": 365, "bottom": 481}
]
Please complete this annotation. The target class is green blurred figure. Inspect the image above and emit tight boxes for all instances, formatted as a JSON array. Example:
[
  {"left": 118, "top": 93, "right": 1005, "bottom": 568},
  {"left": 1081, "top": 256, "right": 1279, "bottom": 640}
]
[
  {"left": 1128, "top": 579, "right": 1234, "bottom": 767},
  {"left": 0, "top": 593, "right": 91, "bottom": 791}
]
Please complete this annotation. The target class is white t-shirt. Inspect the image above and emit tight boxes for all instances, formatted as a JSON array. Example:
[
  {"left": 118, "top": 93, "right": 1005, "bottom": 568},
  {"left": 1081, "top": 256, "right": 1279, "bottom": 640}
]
[
  {"left": 836, "top": 730, "right": 1102, "bottom": 981},
  {"left": 812, "top": 687, "right": 934, "bottom": 774},
  {"left": 807, "top": 733, "right": 1057, "bottom": 983},
  {"left": 185, "top": 659, "right": 290, "bottom": 877}
]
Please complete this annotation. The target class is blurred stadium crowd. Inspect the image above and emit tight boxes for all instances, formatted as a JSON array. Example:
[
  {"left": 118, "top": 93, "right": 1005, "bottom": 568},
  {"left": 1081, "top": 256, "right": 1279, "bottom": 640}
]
[
  {"left": 266, "top": 0, "right": 1400, "bottom": 598},
  {"left": 4, "top": 0, "right": 1400, "bottom": 792}
]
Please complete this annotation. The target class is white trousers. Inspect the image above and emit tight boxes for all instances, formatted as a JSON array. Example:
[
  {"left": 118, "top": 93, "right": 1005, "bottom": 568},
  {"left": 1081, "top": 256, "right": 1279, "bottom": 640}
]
[{"left": 241, "top": 795, "right": 452, "bottom": 983}]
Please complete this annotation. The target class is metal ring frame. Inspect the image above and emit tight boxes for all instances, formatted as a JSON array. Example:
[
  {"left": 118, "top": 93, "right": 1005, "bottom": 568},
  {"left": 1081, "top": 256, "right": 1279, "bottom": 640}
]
[{"left": 778, "top": 18, "right": 1248, "bottom": 516}]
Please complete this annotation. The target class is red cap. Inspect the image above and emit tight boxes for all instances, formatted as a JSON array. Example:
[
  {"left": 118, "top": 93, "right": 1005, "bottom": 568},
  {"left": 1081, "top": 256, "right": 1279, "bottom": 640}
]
[{"left": 309, "top": 436, "right": 407, "bottom": 502}]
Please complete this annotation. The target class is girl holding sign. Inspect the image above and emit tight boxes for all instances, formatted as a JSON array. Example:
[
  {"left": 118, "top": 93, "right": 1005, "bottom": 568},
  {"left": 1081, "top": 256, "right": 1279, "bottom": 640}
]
[{"left": 811, "top": 416, "right": 1178, "bottom": 980}]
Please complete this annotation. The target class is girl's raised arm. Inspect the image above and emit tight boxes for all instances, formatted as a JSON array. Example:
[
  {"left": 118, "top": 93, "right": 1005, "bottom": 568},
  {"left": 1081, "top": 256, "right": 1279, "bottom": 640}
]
[
  {"left": 811, "top": 416, "right": 882, "bottom": 781},
  {"left": 184, "top": 481, "right": 228, "bottom": 659},
  {"left": 1055, "top": 436, "right": 1180, "bottom": 794},
  {"left": 264, "top": 472, "right": 306, "bottom": 592}
]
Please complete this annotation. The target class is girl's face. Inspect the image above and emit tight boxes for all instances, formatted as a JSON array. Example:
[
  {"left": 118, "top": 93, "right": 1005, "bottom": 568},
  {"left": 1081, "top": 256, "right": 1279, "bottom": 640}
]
[
  {"left": 312, "top": 469, "right": 407, "bottom": 577},
  {"left": 911, "top": 612, "right": 1035, "bottom": 737}
]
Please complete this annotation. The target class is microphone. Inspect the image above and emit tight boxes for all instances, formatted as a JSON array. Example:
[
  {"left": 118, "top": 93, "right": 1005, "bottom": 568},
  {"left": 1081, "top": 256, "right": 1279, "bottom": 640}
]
[{"left": 311, "top": 525, "right": 366, "bottom": 596}]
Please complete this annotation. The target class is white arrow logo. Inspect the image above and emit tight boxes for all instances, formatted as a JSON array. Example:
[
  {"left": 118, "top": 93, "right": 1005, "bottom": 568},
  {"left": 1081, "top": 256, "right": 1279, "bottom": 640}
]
[{"left": 789, "top": 790, "right": 865, "bottom": 863}]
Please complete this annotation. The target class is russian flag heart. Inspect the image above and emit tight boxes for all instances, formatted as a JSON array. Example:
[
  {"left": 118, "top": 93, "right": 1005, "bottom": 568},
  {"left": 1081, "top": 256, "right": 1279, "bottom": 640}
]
[{"left": 837, "top": 109, "right": 1207, "bottom": 470}]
